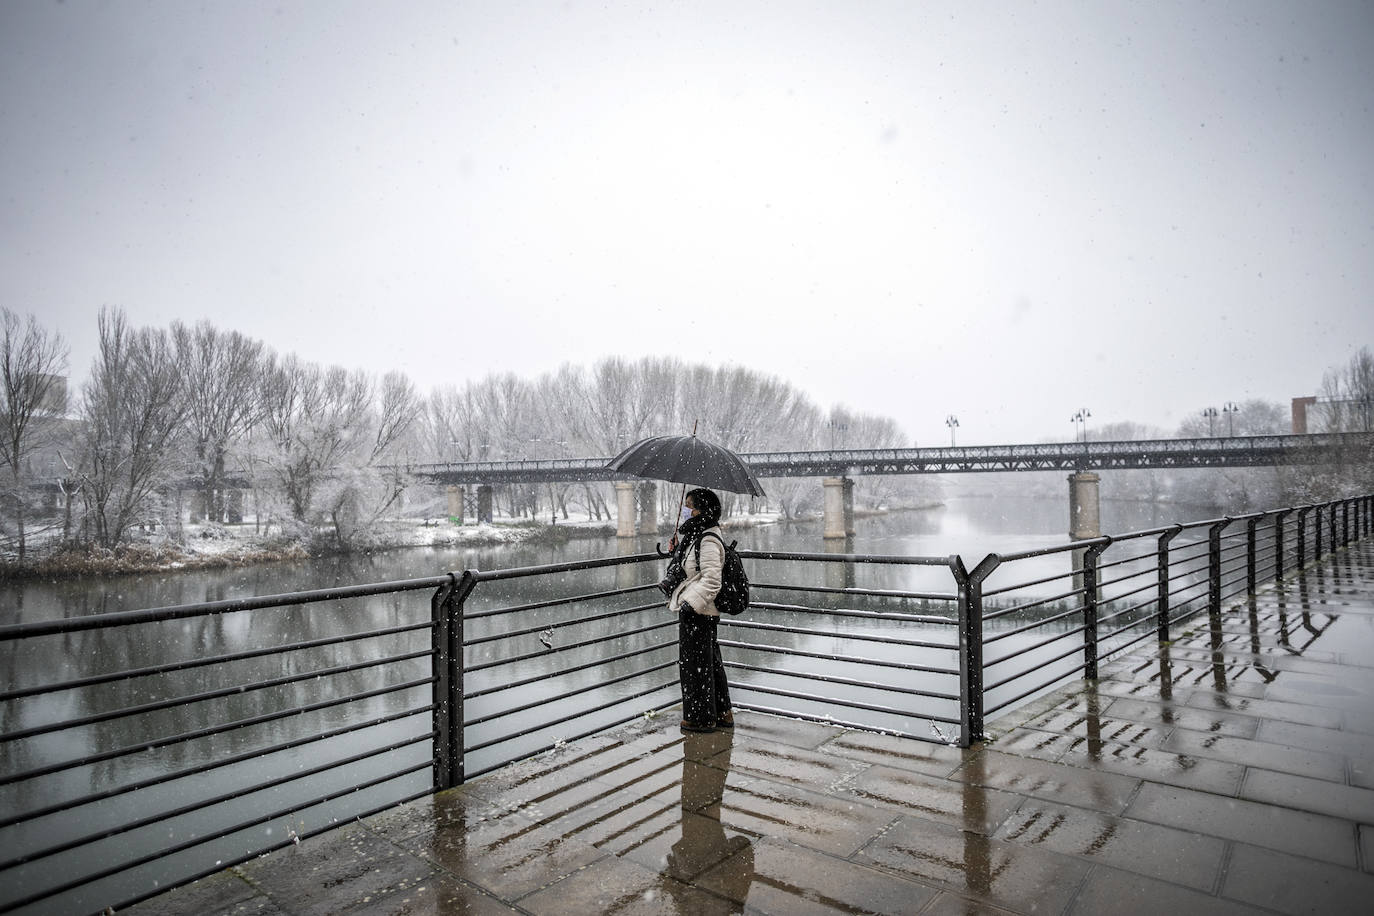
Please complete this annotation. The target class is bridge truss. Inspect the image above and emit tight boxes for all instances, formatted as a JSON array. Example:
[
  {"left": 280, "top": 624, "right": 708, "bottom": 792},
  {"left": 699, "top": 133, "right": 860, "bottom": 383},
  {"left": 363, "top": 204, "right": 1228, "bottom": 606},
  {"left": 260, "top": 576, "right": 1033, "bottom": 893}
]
[{"left": 407, "top": 432, "right": 1374, "bottom": 486}]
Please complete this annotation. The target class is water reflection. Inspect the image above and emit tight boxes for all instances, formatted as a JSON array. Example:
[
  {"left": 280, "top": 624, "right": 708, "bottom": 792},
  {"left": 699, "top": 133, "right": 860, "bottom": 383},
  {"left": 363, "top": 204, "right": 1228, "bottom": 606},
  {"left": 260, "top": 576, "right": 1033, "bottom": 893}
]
[{"left": 663, "top": 731, "right": 752, "bottom": 910}]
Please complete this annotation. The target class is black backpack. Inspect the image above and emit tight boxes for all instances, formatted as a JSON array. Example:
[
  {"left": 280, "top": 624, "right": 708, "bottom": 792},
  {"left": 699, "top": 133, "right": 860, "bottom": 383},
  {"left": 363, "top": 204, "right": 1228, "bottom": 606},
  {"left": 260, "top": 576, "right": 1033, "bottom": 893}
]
[{"left": 695, "top": 531, "right": 750, "bottom": 616}]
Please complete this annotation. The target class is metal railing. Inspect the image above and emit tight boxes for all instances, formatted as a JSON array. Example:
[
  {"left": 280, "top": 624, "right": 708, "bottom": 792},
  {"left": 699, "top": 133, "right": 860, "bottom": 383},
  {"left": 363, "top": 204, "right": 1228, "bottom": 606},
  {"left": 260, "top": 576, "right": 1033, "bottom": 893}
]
[{"left": 0, "top": 494, "right": 1369, "bottom": 913}]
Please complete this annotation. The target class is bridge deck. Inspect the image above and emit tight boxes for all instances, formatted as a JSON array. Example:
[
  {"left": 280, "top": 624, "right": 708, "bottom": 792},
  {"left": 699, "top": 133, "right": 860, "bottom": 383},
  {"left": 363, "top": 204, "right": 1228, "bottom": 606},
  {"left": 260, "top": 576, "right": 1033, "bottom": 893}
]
[{"left": 131, "top": 542, "right": 1374, "bottom": 915}]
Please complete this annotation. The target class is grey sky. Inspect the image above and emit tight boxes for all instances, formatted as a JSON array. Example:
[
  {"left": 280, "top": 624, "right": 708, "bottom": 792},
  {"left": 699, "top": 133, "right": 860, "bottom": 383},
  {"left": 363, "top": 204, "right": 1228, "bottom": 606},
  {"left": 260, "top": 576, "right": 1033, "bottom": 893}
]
[{"left": 3, "top": 0, "right": 1372, "bottom": 447}]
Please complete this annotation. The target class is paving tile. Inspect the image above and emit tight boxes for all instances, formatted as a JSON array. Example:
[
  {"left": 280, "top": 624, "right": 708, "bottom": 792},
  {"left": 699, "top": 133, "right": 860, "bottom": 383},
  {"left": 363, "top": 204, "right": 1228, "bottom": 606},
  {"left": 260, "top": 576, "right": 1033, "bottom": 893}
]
[
  {"left": 396, "top": 799, "right": 607, "bottom": 901},
  {"left": 955, "top": 750, "right": 1140, "bottom": 815},
  {"left": 1222, "top": 842, "right": 1374, "bottom": 915},
  {"left": 237, "top": 823, "right": 439, "bottom": 916},
  {"left": 1241, "top": 767, "right": 1374, "bottom": 823},
  {"left": 1023, "top": 710, "right": 1173, "bottom": 749},
  {"left": 840, "top": 764, "right": 1023, "bottom": 835},
  {"left": 1256, "top": 718, "right": 1374, "bottom": 760},
  {"left": 729, "top": 709, "right": 845, "bottom": 751},
  {"left": 984, "top": 727, "right": 1074, "bottom": 762},
  {"left": 856, "top": 814, "right": 1092, "bottom": 915},
  {"left": 1101, "top": 696, "right": 1260, "bottom": 739},
  {"left": 992, "top": 797, "right": 1224, "bottom": 891},
  {"left": 695, "top": 836, "right": 941, "bottom": 915},
  {"left": 122, "top": 869, "right": 281, "bottom": 916},
  {"left": 517, "top": 853, "right": 735, "bottom": 915},
  {"left": 1162, "top": 728, "right": 1346, "bottom": 783},
  {"left": 722, "top": 733, "right": 871, "bottom": 793},
  {"left": 819, "top": 727, "right": 967, "bottom": 777},
  {"left": 1067, "top": 864, "right": 1263, "bottom": 915},
  {"left": 920, "top": 892, "right": 1021, "bottom": 915},
  {"left": 455, "top": 734, "right": 627, "bottom": 805},
  {"left": 1184, "top": 692, "right": 1344, "bottom": 729},
  {"left": 1124, "top": 782, "right": 1356, "bottom": 867},
  {"left": 716, "top": 773, "right": 896, "bottom": 858},
  {"left": 1361, "top": 825, "right": 1374, "bottom": 875},
  {"left": 1056, "top": 738, "right": 1245, "bottom": 796}
]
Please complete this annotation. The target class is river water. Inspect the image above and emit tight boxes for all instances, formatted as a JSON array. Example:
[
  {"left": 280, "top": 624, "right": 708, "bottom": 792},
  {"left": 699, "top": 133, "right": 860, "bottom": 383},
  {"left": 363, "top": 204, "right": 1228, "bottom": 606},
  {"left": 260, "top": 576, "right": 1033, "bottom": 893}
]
[{"left": 0, "top": 494, "right": 1212, "bottom": 914}]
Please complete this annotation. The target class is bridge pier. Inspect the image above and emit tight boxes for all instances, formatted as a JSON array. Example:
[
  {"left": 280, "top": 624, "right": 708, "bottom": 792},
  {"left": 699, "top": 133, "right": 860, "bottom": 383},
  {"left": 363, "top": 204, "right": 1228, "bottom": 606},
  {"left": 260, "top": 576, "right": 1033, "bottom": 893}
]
[
  {"left": 638, "top": 482, "right": 658, "bottom": 535},
  {"left": 445, "top": 486, "right": 464, "bottom": 524},
  {"left": 1069, "top": 470, "right": 1101, "bottom": 590},
  {"left": 615, "top": 482, "right": 638, "bottom": 538},
  {"left": 823, "top": 477, "right": 855, "bottom": 540},
  {"left": 476, "top": 485, "right": 493, "bottom": 524}
]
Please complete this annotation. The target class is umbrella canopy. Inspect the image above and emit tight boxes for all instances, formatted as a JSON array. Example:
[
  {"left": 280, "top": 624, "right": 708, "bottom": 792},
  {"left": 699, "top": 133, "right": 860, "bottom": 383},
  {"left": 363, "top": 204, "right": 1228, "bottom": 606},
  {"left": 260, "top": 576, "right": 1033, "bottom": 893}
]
[{"left": 606, "top": 435, "right": 766, "bottom": 498}]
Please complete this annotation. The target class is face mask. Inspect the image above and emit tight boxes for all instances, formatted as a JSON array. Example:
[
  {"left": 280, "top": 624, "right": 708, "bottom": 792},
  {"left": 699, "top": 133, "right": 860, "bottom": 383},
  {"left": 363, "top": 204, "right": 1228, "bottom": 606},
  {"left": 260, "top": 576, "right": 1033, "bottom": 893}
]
[{"left": 680, "top": 506, "right": 693, "bottom": 523}]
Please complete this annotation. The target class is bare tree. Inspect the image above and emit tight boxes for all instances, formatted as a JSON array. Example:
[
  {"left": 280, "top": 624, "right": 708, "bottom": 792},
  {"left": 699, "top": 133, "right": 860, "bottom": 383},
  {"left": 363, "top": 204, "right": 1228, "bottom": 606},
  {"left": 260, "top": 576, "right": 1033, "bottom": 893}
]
[
  {"left": 78, "top": 308, "right": 186, "bottom": 548},
  {"left": 258, "top": 355, "right": 371, "bottom": 528},
  {"left": 171, "top": 320, "right": 266, "bottom": 524},
  {"left": 0, "top": 309, "right": 69, "bottom": 560}
]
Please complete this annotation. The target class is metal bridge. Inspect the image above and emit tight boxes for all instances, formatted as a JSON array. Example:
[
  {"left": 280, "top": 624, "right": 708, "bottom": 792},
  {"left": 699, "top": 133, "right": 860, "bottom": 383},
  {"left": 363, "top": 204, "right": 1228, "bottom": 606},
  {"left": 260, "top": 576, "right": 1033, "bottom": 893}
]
[{"left": 407, "top": 432, "right": 1374, "bottom": 485}]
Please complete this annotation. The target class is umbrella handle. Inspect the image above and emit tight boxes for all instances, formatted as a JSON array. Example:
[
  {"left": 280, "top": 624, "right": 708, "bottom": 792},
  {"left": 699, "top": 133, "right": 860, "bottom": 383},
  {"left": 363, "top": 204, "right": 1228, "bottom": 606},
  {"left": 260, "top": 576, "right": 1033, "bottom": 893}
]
[{"left": 655, "top": 542, "right": 672, "bottom": 557}]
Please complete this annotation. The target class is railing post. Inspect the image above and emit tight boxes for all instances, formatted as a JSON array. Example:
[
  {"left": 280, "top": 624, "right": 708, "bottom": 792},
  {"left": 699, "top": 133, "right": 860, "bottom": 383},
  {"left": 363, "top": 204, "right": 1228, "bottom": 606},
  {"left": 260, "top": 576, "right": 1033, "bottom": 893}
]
[
  {"left": 1273, "top": 510, "right": 1291, "bottom": 582},
  {"left": 955, "top": 553, "right": 999, "bottom": 747},
  {"left": 1209, "top": 519, "right": 1230, "bottom": 616},
  {"left": 1246, "top": 517, "right": 1259, "bottom": 595},
  {"left": 1314, "top": 505, "right": 1324, "bottom": 562},
  {"left": 432, "top": 571, "right": 476, "bottom": 790},
  {"left": 1082, "top": 539, "right": 1110, "bottom": 680},
  {"left": 1328, "top": 501, "right": 1338, "bottom": 555},
  {"left": 1343, "top": 499, "right": 1352, "bottom": 547},
  {"left": 1297, "top": 505, "right": 1312, "bottom": 568},
  {"left": 1157, "top": 525, "right": 1182, "bottom": 642}
]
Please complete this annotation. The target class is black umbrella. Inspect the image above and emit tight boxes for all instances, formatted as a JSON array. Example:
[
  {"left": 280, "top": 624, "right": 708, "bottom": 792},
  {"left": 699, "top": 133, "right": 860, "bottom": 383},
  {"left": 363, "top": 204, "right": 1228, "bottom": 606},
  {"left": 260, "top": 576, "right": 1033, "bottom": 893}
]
[{"left": 606, "top": 435, "right": 766, "bottom": 498}]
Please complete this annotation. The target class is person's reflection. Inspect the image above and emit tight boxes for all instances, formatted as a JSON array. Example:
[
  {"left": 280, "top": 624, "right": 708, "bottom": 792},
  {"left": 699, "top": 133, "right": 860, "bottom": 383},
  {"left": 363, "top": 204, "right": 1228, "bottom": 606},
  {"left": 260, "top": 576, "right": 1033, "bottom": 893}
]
[{"left": 663, "top": 730, "right": 754, "bottom": 910}]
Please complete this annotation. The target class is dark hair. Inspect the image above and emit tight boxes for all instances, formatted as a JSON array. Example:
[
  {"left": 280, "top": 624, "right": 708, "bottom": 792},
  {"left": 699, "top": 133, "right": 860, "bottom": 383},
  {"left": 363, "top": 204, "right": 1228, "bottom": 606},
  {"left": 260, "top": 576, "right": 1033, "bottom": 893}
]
[{"left": 685, "top": 487, "right": 721, "bottom": 524}]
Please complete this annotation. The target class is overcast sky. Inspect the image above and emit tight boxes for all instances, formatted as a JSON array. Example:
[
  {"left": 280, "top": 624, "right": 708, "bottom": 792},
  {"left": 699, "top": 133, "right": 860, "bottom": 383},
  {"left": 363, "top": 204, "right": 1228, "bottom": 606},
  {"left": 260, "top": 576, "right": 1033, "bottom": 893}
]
[{"left": 3, "top": 0, "right": 1372, "bottom": 448}]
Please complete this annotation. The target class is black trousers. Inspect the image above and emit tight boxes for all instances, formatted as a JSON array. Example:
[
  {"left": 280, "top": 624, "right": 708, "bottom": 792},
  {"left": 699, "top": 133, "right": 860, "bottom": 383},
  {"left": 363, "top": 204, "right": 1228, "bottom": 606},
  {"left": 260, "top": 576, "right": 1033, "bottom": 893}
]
[{"left": 678, "top": 609, "right": 732, "bottom": 725}]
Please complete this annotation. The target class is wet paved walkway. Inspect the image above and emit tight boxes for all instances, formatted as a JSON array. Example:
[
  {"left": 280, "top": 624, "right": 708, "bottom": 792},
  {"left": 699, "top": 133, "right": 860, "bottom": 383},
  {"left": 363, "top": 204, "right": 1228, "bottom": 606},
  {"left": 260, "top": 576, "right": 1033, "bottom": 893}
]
[{"left": 132, "top": 541, "right": 1374, "bottom": 915}]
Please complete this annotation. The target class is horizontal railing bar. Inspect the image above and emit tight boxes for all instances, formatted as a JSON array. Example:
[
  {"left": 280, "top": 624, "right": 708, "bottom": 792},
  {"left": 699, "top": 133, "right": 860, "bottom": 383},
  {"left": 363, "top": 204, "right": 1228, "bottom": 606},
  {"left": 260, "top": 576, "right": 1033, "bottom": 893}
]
[
  {"left": 0, "top": 576, "right": 456, "bottom": 641},
  {"left": 1098, "top": 578, "right": 1158, "bottom": 606},
  {"left": 982, "top": 587, "right": 1083, "bottom": 622},
  {"left": 728, "top": 701, "right": 947, "bottom": 743},
  {"left": 465, "top": 618, "right": 676, "bottom": 674},
  {"left": 1097, "top": 616, "right": 1158, "bottom": 647},
  {"left": 718, "top": 639, "right": 959, "bottom": 676},
  {"left": 464, "top": 661, "right": 677, "bottom": 727},
  {"left": 0, "top": 705, "right": 433, "bottom": 831},
  {"left": 983, "top": 568, "right": 1079, "bottom": 598},
  {"left": 1096, "top": 565, "right": 1158, "bottom": 592},
  {"left": 983, "top": 606, "right": 1085, "bottom": 644},
  {"left": 739, "top": 549, "right": 955, "bottom": 566},
  {"left": 1097, "top": 597, "right": 1156, "bottom": 627},
  {"left": 464, "top": 600, "right": 661, "bottom": 647},
  {"left": 985, "top": 666, "right": 1085, "bottom": 716},
  {"left": 758, "top": 602, "right": 959, "bottom": 625},
  {"left": 1, "top": 648, "right": 432, "bottom": 745},
  {"left": 463, "top": 680, "right": 677, "bottom": 755},
  {"left": 1098, "top": 625, "right": 1165, "bottom": 662},
  {"left": 464, "top": 641, "right": 677, "bottom": 700},
  {"left": 730, "top": 680, "right": 962, "bottom": 725},
  {"left": 985, "top": 637, "right": 1087, "bottom": 687},
  {"left": 993, "top": 536, "right": 1110, "bottom": 563},
  {"left": 462, "top": 698, "right": 682, "bottom": 781},
  {"left": 1, "top": 729, "right": 433, "bottom": 871},
  {"left": 752, "top": 581, "right": 959, "bottom": 605},
  {"left": 468, "top": 553, "right": 659, "bottom": 582},
  {"left": 727, "top": 615, "right": 956, "bottom": 650},
  {"left": 0, "top": 676, "right": 434, "bottom": 788},
  {"left": 0, "top": 620, "right": 434, "bottom": 703},
  {"left": 464, "top": 583, "right": 659, "bottom": 621},
  {"left": 5, "top": 758, "right": 434, "bottom": 913},
  {"left": 725, "top": 660, "right": 961, "bottom": 702}
]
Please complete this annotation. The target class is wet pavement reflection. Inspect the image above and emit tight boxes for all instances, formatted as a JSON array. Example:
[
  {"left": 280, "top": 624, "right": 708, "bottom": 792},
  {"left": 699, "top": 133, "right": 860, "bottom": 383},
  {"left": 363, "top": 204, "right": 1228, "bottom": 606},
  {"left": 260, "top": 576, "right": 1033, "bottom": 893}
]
[{"left": 130, "top": 542, "right": 1374, "bottom": 915}]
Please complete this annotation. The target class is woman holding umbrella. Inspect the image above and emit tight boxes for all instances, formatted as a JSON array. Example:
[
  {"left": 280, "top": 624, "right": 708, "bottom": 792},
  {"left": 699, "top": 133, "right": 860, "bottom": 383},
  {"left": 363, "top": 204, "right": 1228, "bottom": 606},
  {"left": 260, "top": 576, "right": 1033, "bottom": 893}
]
[{"left": 661, "top": 488, "right": 734, "bottom": 732}]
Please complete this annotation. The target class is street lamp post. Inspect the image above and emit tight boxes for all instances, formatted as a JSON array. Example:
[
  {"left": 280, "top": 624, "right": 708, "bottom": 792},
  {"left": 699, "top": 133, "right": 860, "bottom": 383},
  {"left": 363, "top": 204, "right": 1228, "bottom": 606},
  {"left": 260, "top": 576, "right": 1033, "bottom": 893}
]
[
  {"left": 1203, "top": 407, "right": 1218, "bottom": 437},
  {"left": 1070, "top": 408, "right": 1091, "bottom": 443},
  {"left": 1222, "top": 402, "right": 1240, "bottom": 437},
  {"left": 945, "top": 415, "right": 959, "bottom": 447}
]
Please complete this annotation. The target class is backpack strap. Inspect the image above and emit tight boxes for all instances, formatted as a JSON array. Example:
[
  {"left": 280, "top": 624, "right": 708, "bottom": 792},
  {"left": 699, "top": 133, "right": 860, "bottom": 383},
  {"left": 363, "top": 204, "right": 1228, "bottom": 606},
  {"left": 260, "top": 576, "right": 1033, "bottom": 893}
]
[{"left": 694, "top": 530, "right": 726, "bottom": 567}]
